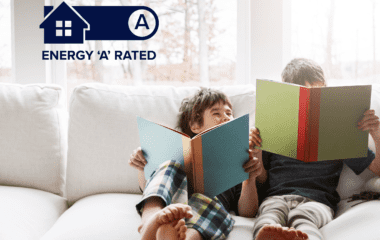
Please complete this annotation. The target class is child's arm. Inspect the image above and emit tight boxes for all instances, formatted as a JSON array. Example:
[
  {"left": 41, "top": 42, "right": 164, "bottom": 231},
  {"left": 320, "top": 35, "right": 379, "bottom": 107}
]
[
  {"left": 359, "top": 110, "right": 380, "bottom": 176},
  {"left": 238, "top": 127, "right": 268, "bottom": 218},
  {"left": 129, "top": 147, "right": 147, "bottom": 191},
  {"left": 238, "top": 150, "right": 262, "bottom": 217},
  {"left": 249, "top": 128, "right": 267, "bottom": 184}
]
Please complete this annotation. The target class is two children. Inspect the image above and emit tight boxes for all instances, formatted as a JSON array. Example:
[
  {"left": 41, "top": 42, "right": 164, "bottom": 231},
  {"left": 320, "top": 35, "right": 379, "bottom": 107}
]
[{"left": 130, "top": 58, "right": 380, "bottom": 240}]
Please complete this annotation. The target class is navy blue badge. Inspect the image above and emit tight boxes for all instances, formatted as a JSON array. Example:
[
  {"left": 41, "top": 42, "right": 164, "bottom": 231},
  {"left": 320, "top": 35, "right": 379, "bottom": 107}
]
[{"left": 40, "top": 1, "right": 159, "bottom": 44}]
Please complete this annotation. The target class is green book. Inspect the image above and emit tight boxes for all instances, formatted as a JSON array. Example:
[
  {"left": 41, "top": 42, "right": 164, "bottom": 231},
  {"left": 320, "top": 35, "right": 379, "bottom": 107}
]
[
  {"left": 255, "top": 79, "right": 371, "bottom": 162},
  {"left": 137, "top": 114, "right": 249, "bottom": 197}
]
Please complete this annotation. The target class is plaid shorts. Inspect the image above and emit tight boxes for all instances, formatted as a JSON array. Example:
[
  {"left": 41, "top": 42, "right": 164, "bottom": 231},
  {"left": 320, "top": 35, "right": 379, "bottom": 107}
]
[{"left": 136, "top": 160, "right": 235, "bottom": 239}]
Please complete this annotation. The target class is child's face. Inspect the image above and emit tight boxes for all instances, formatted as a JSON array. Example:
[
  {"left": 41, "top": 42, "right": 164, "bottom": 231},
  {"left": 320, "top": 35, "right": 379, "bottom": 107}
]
[{"left": 190, "top": 101, "right": 233, "bottom": 134}]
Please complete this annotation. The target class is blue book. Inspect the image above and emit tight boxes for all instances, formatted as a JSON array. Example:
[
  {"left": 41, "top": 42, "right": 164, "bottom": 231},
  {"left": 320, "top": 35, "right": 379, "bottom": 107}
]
[{"left": 137, "top": 114, "right": 249, "bottom": 197}]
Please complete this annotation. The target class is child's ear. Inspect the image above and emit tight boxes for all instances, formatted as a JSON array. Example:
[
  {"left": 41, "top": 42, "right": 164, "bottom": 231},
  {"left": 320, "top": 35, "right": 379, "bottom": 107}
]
[{"left": 190, "top": 122, "right": 202, "bottom": 134}]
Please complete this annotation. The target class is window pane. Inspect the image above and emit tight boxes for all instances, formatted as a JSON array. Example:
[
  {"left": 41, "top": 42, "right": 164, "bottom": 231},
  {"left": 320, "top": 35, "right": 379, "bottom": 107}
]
[
  {"left": 292, "top": 0, "right": 380, "bottom": 86},
  {"left": 0, "top": 0, "right": 12, "bottom": 83},
  {"left": 65, "top": 0, "right": 236, "bottom": 99},
  {"left": 56, "top": 29, "right": 63, "bottom": 36}
]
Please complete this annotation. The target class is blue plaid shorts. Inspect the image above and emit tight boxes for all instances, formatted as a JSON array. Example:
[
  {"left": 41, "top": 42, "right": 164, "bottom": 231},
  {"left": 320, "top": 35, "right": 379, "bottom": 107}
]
[{"left": 136, "top": 160, "right": 235, "bottom": 239}]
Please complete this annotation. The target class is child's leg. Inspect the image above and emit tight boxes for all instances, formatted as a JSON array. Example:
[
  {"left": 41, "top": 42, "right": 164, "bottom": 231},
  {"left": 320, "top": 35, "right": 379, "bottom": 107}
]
[
  {"left": 252, "top": 196, "right": 290, "bottom": 239},
  {"left": 136, "top": 160, "right": 192, "bottom": 240},
  {"left": 186, "top": 193, "right": 235, "bottom": 240},
  {"left": 288, "top": 201, "right": 333, "bottom": 240},
  {"left": 185, "top": 229, "right": 204, "bottom": 240}
]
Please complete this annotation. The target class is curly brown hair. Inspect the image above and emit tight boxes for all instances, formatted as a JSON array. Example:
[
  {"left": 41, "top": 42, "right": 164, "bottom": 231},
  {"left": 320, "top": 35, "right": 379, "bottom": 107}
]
[
  {"left": 177, "top": 88, "right": 232, "bottom": 138},
  {"left": 282, "top": 58, "right": 326, "bottom": 86}
]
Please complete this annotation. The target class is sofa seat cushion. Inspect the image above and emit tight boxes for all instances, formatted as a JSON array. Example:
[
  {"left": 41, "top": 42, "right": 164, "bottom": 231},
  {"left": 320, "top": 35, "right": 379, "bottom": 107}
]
[
  {"left": 227, "top": 216, "right": 255, "bottom": 239},
  {"left": 0, "top": 186, "right": 68, "bottom": 240},
  {"left": 321, "top": 200, "right": 380, "bottom": 240},
  {"left": 41, "top": 193, "right": 142, "bottom": 240}
]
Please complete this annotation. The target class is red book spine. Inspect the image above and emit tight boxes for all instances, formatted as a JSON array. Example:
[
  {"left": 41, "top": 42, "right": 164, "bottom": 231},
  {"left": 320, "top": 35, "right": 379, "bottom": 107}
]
[
  {"left": 192, "top": 137, "right": 204, "bottom": 194},
  {"left": 297, "top": 87, "right": 311, "bottom": 162},
  {"left": 308, "top": 88, "right": 321, "bottom": 162}
]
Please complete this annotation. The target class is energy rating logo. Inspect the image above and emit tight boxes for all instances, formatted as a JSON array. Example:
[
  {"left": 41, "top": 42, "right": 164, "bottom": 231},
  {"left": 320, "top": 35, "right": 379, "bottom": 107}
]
[{"left": 40, "top": 1, "right": 159, "bottom": 44}]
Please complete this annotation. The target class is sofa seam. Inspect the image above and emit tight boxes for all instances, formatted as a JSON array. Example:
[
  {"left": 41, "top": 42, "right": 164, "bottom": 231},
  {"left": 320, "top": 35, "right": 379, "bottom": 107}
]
[
  {"left": 74, "top": 86, "right": 255, "bottom": 100},
  {"left": 54, "top": 88, "right": 65, "bottom": 197},
  {"left": 0, "top": 83, "right": 61, "bottom": 90}
]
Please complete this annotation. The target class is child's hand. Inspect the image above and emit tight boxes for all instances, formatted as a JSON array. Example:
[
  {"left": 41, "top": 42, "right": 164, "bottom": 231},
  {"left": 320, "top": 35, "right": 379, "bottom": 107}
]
[
  {"left": 358, "top": 110, "right": 380, "bottom": 134},
  {"left": 243, "top": 149, "right": 264, "bottom": 179},
  {"left": 129, "top": 147, "right": 147, "bottom": 171},
  {"left": 249, "top": 127, "right": 262, "bottom": 153}
]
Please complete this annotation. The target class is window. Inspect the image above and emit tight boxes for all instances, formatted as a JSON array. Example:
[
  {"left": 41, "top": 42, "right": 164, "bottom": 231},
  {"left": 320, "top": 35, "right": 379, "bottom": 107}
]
[
  {"left": 56, "top": 20, "right": 72, "bottom": 37},
  {"left": 56, "top": 20, "right": 62, "bottom": 27},
  {"left": 291, "top": 0, "right": 379, "bottom": 86},
  {"left": 0, "top": 0, "right": 12, "bottom": 83}
]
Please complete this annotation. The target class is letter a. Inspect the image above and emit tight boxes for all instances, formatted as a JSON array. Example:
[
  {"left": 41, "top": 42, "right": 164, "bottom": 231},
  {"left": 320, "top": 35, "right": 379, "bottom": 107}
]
[{"left": 135, "top": 14, "right": 149, "bottom": 30}]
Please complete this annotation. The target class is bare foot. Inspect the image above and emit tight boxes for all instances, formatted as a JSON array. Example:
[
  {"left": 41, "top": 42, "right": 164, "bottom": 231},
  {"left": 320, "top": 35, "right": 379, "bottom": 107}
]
[
  {"left": 174, "top": 219, "right": 187, "bottom": 240},
  {"left": 140, "top": 204, "right": 193, "bottom": 240},
  {"left": 256, "top": 224, "right": 309, "bottom": 240}
]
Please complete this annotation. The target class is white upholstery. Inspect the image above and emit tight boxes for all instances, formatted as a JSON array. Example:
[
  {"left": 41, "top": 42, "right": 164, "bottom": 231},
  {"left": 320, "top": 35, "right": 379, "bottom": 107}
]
[
  {"left": 0, "top": 83, "right": 67, "bottom": 196},
  {"left": 321, "top": 201, "right": 380, "bottom": 240},
  {"left": 0, "top": 186, "right": 67, "bottom": 240},
  {"left": 66, "top": 83, "right": 255, "bottom": 205},
  {"left": 227, "top": 216, "right": 255, "bottom": 239},
  {"left": 41, "top": 193, "right": 142, "bottom": 240}
]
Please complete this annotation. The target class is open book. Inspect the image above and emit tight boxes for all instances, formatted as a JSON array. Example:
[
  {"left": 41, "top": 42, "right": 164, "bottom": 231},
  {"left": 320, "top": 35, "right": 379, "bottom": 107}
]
[
  {"left": 255, "top": 79, "right": 372, "bottom": 162},
  {"left": 137, "top": 114, "right": 249, "bottom": 197}
]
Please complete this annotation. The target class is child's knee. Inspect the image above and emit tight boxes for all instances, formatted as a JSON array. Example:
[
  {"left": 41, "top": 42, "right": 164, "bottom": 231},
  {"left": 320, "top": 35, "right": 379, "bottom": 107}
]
[{"left": 159, "top": 159, "right": 184, "bottom": 170}]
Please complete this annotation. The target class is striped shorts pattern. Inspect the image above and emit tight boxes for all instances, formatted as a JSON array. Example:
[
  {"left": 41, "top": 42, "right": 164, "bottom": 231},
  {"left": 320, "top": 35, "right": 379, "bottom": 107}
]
[
  {"left": 136, "top": 160, "right": 234, "bottom": 239},
  {"left": 252, "top": 195, "right": 334, "bottom": 240}
]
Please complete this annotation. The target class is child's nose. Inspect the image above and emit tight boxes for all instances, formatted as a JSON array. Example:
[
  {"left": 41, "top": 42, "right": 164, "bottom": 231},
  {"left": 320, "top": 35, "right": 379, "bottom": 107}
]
[{"left": 222, "top": 114, "right": 230, "bottom": 123}]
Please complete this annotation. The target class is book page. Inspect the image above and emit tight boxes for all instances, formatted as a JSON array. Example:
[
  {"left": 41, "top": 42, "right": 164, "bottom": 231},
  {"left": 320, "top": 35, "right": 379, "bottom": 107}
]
[{"left": 317, "top": 85, "right": 371, "bottom": 160}]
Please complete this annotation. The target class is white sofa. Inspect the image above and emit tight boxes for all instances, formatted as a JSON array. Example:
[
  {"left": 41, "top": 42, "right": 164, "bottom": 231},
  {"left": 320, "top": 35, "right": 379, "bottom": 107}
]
[{"left": 0, "top": 82, "right": 380, "bottom": 240}]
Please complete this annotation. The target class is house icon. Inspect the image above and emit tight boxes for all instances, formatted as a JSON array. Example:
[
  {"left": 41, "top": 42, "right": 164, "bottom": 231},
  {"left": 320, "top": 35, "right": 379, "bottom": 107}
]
[{"left": 40, "top": 1, "right": 89, "bottom": 44}]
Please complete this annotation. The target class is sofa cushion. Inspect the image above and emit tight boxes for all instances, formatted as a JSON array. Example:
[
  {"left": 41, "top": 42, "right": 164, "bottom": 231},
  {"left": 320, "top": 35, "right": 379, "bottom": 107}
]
[
  {"left": 0, "top": 186, "right": 67, "bottom": 240},
  {"left": 227, "top": 216, "right": 255, "bottom": 240},
  {"left": 40, "top": 193, "right": 142, "bottom": 240},
  {"left": 66, "top": 83, "right": 255, "bottom": 204},
  {"left": 0, "top": 83, "right": 67, "bottom": 196},
  {"left": 321, "top": 201, "right": 380, "bottom": 240}
]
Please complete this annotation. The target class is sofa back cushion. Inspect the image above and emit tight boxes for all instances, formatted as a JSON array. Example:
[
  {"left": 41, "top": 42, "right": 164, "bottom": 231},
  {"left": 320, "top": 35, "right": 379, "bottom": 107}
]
[
  {"left": 66, "top": 83, "right": 255, "bottom": 204},
  {"left": 0, "top": 83, "right": 67, "bottom": 196}
]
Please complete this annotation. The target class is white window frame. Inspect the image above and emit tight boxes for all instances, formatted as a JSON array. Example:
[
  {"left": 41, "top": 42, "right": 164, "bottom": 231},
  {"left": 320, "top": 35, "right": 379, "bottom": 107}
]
[
  {"left": 11, "top": 0, "right": 291, "bottom": 89},
  {"left": 236, "top": 0, "right": 291, "bottom": 84},
  {"left": 11, "top": 0, "right": 46, "bottom": 84}
]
